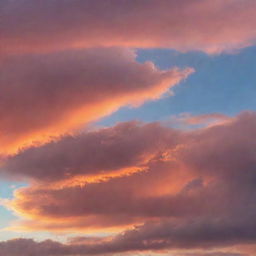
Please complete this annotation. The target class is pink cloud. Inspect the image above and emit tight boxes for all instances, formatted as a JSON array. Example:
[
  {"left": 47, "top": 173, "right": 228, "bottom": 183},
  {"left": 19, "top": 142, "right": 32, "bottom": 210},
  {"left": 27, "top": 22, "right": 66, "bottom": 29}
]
[
  {"left": 3, "top": 112, "right": 256, "bottom": 238},
  {"left": 0, "top": 48, "right": 192, "bottom": 154},
  {"left": 1, "top": 0, "right": 256, "bottom": 54},
  {"left": 3, "top": 122, "right": 180, "bottom": 182}
]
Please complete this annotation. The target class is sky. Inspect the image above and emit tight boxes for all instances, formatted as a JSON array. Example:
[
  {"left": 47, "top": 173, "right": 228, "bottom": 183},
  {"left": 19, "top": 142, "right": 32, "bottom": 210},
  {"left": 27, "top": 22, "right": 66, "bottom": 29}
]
[{"left": 0, "top": 0, "right": 256, "bottom": 256}]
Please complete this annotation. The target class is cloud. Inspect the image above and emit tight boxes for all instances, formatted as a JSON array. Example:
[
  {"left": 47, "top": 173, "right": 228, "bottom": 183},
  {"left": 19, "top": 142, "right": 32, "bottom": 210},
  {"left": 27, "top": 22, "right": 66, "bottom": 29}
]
[
  {"left": 1, "top": 1, "right": 255, "bottom": 255},
  {"left": 177, "top": 253, "right": 246, "bottom": 256},
  {"left": 0, "top": 230, "right": 250, "bottom": 256},
  {"left": 0, "top": 48, "right": 192, "bottom": 155},
  {"left": 1, "top": 0, "right": 256, "bottom": 54},
  {"left": 166, "top": 113, "right": 230, "bottom": 130},
  {"left": 179, "top": 113, "right": 229, "bottom": 126},
  {"left": 0, "top": 239, "right": 72, "bottom": 256},
  {"left": 102, "top": 217, "right": 256, "bottom": 252},
  {"left": 2, "top": 122, "right": 180, "bottom": 182},
  {"left": 3, "top": 111, "right": 256, "bottom": 250}
]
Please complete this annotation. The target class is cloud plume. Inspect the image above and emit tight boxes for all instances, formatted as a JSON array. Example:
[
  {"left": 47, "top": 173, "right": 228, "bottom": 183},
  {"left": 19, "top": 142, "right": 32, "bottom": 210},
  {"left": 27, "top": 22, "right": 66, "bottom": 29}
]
[{"left": 0, "top": 48, "right": 192, "bottom": 154}]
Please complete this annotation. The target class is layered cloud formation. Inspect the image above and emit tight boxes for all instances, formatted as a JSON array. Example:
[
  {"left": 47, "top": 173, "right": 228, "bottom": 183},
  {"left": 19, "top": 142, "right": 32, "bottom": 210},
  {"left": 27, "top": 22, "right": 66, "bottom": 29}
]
[
  {"left": 1, "top": 0, "right": 256, "bottom": 54},
  {"left": 1, "top": 0, "right": 256, "bottom": 255},
  {"left": 0, "top": 112, "right": 255, "bottom": 255}
]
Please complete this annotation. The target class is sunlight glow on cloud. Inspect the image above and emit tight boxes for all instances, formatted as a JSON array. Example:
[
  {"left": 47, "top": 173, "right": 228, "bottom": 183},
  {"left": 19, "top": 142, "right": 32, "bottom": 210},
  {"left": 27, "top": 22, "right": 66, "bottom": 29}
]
[
  {"left": 1, "top": 0, "right": 255, "bottom": 255},
  {"left": 2, "top": 112, "right": 256, "bottom": 255},
  {"left": 0, "top": 48, "right": 192, "bottom": 155}
]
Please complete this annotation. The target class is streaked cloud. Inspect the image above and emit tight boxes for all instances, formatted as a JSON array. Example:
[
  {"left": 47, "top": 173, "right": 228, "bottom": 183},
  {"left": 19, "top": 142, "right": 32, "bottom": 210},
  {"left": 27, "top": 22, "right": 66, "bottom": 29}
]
[
  {"left": 0, "top": 48, "right": 192, "bottom": 155},
  {"left": 0, "top": 112, "right": 254, "bottom": 256},
  {"left": 1, "top": 1, "right": 255, "bottom": 255}
]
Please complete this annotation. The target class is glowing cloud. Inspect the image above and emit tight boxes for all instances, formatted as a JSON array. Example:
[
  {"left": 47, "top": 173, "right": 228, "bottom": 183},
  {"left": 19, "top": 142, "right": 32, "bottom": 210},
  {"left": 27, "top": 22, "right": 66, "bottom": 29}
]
[
  {"left": 0, "top": 48, "right": 192, "bottom": 154},
  {"left": 4, "top": 112, "right": 256, "bottom": 241}
]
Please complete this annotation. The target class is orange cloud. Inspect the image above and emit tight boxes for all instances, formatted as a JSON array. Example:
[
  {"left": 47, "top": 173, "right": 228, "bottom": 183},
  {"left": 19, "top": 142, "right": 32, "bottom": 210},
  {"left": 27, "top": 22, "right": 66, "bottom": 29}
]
[
  {"left": 0, "top": 48, "right": 192, "bottom": 155},
  {"left": 1, "top": 0, "right": 256, "bottom": 54},
  {"left": 2, "top": 122, "right": 180, "bottom": 183},
  {"left": 166, "top": 113, "right": 231, "bottom": 130},
  {"left": 4, "top": 112, "right": 256, "bottom": 236}
]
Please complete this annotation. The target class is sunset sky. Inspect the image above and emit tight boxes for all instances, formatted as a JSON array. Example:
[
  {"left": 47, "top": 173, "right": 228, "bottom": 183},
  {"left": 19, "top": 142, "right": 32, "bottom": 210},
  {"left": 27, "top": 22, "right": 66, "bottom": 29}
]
[{"left": 1, "top": 1, "right": 256, "bottom": 255}]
